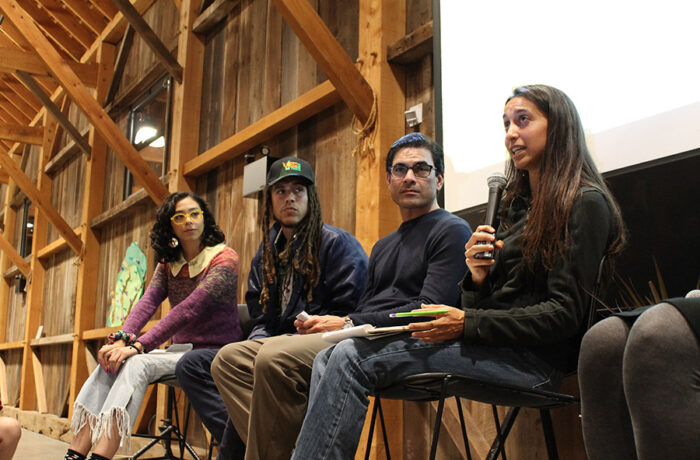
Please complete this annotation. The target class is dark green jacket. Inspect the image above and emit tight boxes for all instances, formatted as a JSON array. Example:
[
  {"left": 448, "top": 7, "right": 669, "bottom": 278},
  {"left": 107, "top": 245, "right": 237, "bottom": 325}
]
[{"left": 460, "top": 187, "right": 613, "bottom": 369}]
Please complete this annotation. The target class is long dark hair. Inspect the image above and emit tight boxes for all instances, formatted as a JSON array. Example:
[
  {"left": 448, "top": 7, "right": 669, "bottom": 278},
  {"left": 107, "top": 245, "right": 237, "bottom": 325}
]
[
  {"left": 502, "top": 85, "right": 626, "bottom": 270},
  {"left": 259, "top": 183, "right": 323, "bottom": 309},
  {"left": 150, "top": 192, "right": 225, "bottom": 263}
]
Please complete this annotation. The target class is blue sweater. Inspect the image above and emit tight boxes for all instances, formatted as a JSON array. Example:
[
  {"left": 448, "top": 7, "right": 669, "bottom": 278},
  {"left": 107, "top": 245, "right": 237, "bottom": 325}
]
[{"left": 349, "top": 209, "right": 472, "bottom": 327}]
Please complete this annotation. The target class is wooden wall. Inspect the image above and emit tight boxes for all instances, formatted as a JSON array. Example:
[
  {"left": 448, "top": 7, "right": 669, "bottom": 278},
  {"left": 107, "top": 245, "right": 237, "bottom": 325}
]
[{"left": 196, "top": 0, "right": 359, "bottom": 300}]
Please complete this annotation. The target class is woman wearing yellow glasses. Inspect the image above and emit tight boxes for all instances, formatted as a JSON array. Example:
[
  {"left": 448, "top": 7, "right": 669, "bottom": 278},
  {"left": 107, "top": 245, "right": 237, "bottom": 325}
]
[{"left": 67, "top": 192, "right": 242, "bottom": 460}]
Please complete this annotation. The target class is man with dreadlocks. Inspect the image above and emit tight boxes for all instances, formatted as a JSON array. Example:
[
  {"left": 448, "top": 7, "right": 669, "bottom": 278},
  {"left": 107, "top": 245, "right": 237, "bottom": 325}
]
[
  {"left": 175, "top": 156, "right": 368, "bottom": 459},
  {"left": 210, "top": 134, "right": 472, "bottom": 460}
]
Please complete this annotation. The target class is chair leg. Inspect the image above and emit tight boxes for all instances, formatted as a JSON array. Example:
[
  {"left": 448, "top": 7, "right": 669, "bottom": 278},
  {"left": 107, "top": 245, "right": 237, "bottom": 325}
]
[
  {"left": 365, "top": 397, "right": 380, "bottom": 460},
  {"left": 454, "top": 397, "right": 472, "bottom": 460},
  {"left": 486, "top": 406, "right": 520, "bottom": 460},
  {"left": 376, "top": 397, "right": 391, "bottom": 460},
  {"left": 539, "top": 409, "right": 559, "bottom": 460},
  {"left": 428, "top": 376, "right": 451, "bottom": 460}
]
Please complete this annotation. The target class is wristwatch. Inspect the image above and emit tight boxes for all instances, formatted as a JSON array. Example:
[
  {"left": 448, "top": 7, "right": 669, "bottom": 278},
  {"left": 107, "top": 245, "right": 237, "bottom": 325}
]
[{"left": 342, "top": 316, "right": 354, "bottom": 329}]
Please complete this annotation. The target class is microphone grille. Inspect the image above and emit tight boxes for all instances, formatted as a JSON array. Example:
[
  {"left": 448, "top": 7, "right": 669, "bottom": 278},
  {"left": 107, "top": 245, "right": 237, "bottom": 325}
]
[{"left": 487, "top": 172, "right": 507, "bottom": 189}]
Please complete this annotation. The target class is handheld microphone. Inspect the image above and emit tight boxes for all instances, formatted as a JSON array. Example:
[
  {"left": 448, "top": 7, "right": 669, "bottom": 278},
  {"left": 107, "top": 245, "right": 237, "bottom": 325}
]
[{"left": 474, "top": 172, "right": 507, "bottom": 260}]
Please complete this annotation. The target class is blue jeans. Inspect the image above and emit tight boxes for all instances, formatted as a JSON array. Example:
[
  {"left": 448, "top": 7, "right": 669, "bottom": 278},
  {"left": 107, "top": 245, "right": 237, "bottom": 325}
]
[
  {"left": 176, "top": 349, "right": 245, "bottom": 460},
  {"left": 291, "top": 335, "right": 559, "bottom": 459}
]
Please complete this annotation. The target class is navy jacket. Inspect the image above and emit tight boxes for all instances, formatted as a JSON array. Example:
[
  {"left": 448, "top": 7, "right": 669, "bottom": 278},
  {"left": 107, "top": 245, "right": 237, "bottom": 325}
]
[{"left": 246, "top": 223, "right": 368, "bottom": 338}]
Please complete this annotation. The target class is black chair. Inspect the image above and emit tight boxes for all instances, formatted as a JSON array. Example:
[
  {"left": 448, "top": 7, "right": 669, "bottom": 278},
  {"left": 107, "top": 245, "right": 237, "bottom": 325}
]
[
  {"left": 366, "top": 257, "right": 606, "bottom": 460},
  {"left": 131, "top": 305, "right": 251, "bottom": 460},
  {"left": 132, "top": 377, "right": 200, "bottom": 460}
]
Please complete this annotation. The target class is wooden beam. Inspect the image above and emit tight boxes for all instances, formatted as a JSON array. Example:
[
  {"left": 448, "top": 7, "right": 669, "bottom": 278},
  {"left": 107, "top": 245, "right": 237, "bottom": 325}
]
[
  {"left": 0, "top": 341, "right": 23, "bottom": 351},
  {"left": 88, "top": 0, "right": 119, "bottom": 20},
  {"left": 112, "top": 0, "right": 184, "bottom": 84},
  {"left": 0, "top": 47, "right": 98, "bottom": 87},
  {"left": 31, "top": 349, "right": 48, "bottom": 413},
  {"left": 387, "top": 20, "right": 433, "bottom": 65},
  {"left": 61, "top": 0, "right": 110, "bottom": 36},
  {"left": 36, "top": 226, "right": 83, "bottom": 260},
  {"left": 0, "top": 231, "right": 30, "bottom": 277},
  {"left": 44, "top": 127, "right": 91, "bottom": 176},
  {"left": 37, "top": 0, "right": 97, "bottom": 49},
  {"left": 104, "top": 25, "right": 134, "bottom": 106},
  {"left": 184, "top": 80, "right": 341, "bottom": 176},
  {"left": 69, "top": 42, "right": 114, "bottom": 418},
  {"left": 1, "top": 0, "right": 169, "bottom": 206},
  {"left": 169, "top": 0, "right": 203, "bottom": 192},
  {"left": 14, "top": 71, "right": 92, "bottom": 156},
  {"left": 271, "top": 0, "right": 374, "bottom": 124},
  {"left": 30, "top": 333, "right": 75, "bottom": 347},
  {"left": 12, "top": 0, "right": 86, "bottom": 60},
  {"left": 0, "top": 123, "right": 43, "bottom": 145},
  {"left": 354, "top": 1, "right": 406, "bottom": 456},
  {"left": 192, "top": 0, "right": 240, "bottom": 35},
  {"left": 0, "top": 151, "right": 82, "bottom": 254}
]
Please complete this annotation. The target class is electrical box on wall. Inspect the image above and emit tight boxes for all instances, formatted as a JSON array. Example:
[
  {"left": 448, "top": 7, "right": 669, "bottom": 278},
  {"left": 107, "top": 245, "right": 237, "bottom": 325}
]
[{"left": 243, "top": 155, "right": 269, "bottom": 197}]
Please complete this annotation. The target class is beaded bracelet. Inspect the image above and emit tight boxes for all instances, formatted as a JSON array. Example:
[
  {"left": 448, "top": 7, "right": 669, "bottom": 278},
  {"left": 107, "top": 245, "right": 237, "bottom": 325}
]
[{"left": 107, "top": 330, "right": 137, "bottom": 345}]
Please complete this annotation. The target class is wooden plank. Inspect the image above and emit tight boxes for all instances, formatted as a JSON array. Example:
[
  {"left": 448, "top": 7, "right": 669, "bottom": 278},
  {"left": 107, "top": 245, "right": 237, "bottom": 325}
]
[
  {"left": 0, "top": 232, "right": 30, "bottom": 277},
  {"left": 37, "top": 0, "right": 97, "bottom": 49},
  {"left": 88, "top": 0, "right": 119, "bottom": 20},
  {"left": 44, "top": 127, "right": 91, "bottom": 176},
  {"left": 11, "top": 0, "right": 86, "bottom": 60},
  {"left": 271, "top": 0, "right": 373, "bottom": 124},
  {"left": 90, "top": 186, "right": 152, "bottom": 229},
  {"left": 3, "top": 263, "right": 20, "bottom": 279},
  {"left": 36, "top": 226, "right": 83, "bottom": 260},
  {"left": 387, "top": 20, "right": 433, "bottom": 65},
  {"left": 0, "top": 341, "right": 23, "bottom": 351},
  {"left": 184, "top": 80, "right": 341, "bottom": 176},
  {"left": 0, "top": 47, "right": 99, "bottom": 88},
  {"left": 3, "top": 77, "right": 42, "bottom": 113},
  {"left": 0, "top": 0, "right": 169, "bottom": 206},
  {"left": 30, "top": 333, "right": 75, "bottom": 347},
  {"left": 105, "top": 25, "right": 135, "bottom": 106},
  {"left": 112, "top": 0, "right": 183, "bottom": 84},
  {"left": 169, "top": 0, "right": 204, "bottom": 192},
  {"left": 14, "top": 71, "right": 92, "bottom": 156},
  {"left": 31, "top": 349, "right": 48, "bottom": 413},
  {"left": 61, "top": 0, "right": 110, "bottom": 36},
  {"left": 0, "top": 90, "right": 38, "bottom": 121},
  {"left": 192, "top": 0, "right": 240, "bottom": 34},
  {"left": 0, "top": 123, "right": 43, "bottom": 145}
]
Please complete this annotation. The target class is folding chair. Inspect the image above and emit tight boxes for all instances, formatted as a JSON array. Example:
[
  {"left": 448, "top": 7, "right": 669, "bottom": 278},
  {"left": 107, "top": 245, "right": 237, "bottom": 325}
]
[{"left": 366, "top": 257, "right": 606, "bottom": 460}]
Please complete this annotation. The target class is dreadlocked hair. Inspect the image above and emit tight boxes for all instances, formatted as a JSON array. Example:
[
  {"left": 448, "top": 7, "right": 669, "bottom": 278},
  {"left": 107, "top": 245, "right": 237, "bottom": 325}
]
[
  {"left": 501, "top": 85, "right": 626, "bottom": 272},
  {"left": 259, "top": 183, "right": 323, "bottom": 311}
]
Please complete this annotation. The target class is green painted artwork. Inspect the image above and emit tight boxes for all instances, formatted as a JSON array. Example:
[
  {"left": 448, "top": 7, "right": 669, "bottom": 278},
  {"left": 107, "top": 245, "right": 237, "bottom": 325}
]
[{"left": 107, "top": 242, "right": 147, "bottom": 327}]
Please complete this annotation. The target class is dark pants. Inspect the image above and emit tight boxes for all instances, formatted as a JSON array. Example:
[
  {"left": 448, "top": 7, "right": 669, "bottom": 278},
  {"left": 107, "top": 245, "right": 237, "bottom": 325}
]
[{"left": 175, "top": 348, "right": 245, "bottom": 460}]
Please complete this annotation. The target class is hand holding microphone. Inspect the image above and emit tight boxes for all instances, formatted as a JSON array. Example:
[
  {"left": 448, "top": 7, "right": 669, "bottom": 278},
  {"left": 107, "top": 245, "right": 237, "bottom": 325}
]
[{"left": 474, "top": 172, "right": 507, "bottom": 260}]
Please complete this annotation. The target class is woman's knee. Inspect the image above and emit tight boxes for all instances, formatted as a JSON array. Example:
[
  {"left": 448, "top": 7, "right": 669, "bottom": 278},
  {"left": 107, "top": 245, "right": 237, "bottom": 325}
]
[
  {"left": 0, "top": 417, "right": 21, "bottom": 443},
  {"left": 579, "top": 316, "right": 630, "bottom": 377}
]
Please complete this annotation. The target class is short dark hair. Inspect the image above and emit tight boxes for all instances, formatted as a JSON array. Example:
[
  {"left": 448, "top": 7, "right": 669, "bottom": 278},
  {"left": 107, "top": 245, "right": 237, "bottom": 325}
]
[
  {"left": 385, "top": 133, "right": 444, "bottom": 175},
  {"left": 150, "top": 192, "right": 225, "bottom": 263}
]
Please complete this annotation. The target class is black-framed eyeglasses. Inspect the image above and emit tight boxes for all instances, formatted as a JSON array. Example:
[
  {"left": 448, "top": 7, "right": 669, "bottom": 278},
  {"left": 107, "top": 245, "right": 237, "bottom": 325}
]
[
  {"left": 170, "top": 210, "right": 204, "bottom": 225},
  {"left": 387, "top": 162, "right": 435, "bottom": 179}
]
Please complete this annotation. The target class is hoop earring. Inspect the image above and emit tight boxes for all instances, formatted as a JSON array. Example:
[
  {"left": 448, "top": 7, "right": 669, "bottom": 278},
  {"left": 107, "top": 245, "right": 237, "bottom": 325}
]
[{"left": 169, "top": 238, "right": 179, "bottom": 248}]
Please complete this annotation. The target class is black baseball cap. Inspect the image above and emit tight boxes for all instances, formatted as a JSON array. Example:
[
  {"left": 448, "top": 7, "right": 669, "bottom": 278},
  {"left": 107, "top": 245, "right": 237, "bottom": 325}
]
[{"left": 266, "top": 156, "right": 315, "bottom": 186}]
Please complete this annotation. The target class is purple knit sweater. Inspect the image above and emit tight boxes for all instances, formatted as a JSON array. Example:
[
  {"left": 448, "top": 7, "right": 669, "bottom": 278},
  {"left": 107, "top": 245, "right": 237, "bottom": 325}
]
[{"left": 122, "top": 246, "right": 241, "bottom": 352}]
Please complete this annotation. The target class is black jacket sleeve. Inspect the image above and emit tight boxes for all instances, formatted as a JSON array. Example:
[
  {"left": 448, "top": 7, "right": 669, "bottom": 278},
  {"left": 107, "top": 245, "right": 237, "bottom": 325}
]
[{"left": 462, "top": 190, "right": 612, "bottom": 346}]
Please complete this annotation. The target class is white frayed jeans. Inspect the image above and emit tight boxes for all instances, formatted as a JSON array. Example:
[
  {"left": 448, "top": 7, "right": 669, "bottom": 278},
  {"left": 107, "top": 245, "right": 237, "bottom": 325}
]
[{"left": 71, "top": 344, "right": 192, "bottom": 448}]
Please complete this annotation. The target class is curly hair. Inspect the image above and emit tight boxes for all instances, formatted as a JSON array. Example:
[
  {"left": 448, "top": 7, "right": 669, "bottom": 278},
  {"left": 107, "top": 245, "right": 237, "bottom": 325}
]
[
  {"left": 150, "top": 192, "right": 226, "bottom": 263},
  {"left": 259, "top": 182, "right": 323, "bottom": 310},
  {"left": 501, "top": 85, "right": 626, "bottom": 271}
]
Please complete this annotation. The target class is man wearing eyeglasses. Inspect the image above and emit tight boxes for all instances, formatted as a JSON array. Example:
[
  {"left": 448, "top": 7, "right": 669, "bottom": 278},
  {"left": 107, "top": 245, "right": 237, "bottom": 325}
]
[
  {"left": 176, "top": 156, "right": 368, "bottom": 460},
  {"left": 208, "top": 134, "right": 472, "bottom": 460}
]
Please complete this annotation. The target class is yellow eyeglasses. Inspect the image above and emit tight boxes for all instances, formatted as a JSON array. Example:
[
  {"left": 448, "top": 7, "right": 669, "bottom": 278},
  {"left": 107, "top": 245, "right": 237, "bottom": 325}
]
[{"left": 170, "top": 210, "right": 204, "bottom": 225}]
